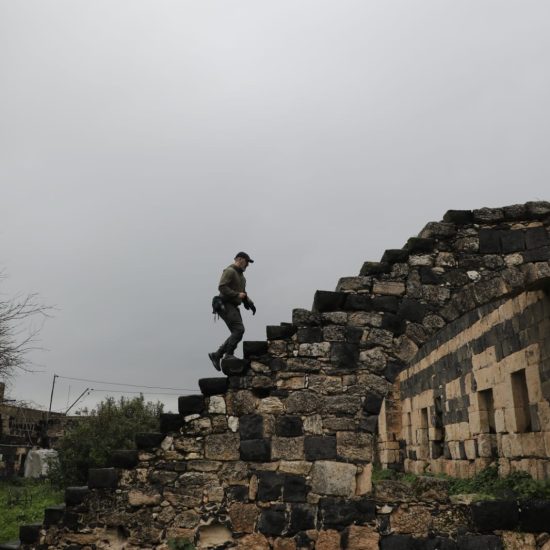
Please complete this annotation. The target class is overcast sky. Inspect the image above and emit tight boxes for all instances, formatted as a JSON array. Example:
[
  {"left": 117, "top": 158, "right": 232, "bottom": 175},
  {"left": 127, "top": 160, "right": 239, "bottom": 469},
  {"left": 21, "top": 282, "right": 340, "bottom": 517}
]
[{"left": 1, "top": 1, "right": 549, "bottom": 414}]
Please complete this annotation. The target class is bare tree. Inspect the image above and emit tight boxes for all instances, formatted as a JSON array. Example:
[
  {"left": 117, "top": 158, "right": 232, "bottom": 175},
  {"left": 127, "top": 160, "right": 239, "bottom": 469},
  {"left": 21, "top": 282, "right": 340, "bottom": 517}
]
[{"left": 0, "top": 287, "right": 51, "bottom": 380}]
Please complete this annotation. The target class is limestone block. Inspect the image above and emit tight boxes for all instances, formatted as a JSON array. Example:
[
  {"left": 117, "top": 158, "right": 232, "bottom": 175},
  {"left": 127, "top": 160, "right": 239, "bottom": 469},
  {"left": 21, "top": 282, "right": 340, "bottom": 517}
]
[
  {"left": 359, "top": 348, "right": 387, "bottom": 373},
  {"left": 277, "top": 376, "right": 306, "bottom": 390},
  {"left": 303, "top": 414, "right": 323, "bottom": 434},
  {"left": 390, "top": 505, "right": 432, "bottom": 536},
  {"left": 197, "top": 525, "right": 233, "bottom": 548},
  {"left": 308, "top": 375, "right": 343, "bottom": 394},
  {"left": 228, "top": 416, "right": 239, "bottom": 432},
  {"left": 373, "top": 281, "right": 406, "bottom": 296},
  {"left": 279, "top": 460, "right": 312, "bottom": 475},
  {"left": 173, "top": 509, "right": 200, "bottom": 528},
  {"left": 234, "top": 533, "right": 270, "bottom": 550},
  {"left": 273, "top": 538, "right": 297, "bottom": 550},
  {"left": 336, "top": 432, "right": 374, "bottom": 461},
  {"left": 165, "top": 528, "right": 196, "bottom": 544},
  {"left": 229, "top": 503, "right": 259, "bottom": 534},
  {"left": 271, "top": 437, "right": 305, "bottom": 460},
  {"left": 204, "top": 433, "right": 240, "bottom": 461},
  {"left": 316, "top": 530, "right": 341, "bottom": 550},
  {"left": 355, "top": 463, "right": 373, "bottom": 495},
  {"left": 298, "top": 342, "right": 331, "bottom": 357},
  {"left": 208, "top": 396, "right": 226, "bottom": 415},
  {"left": 348, "top": 311, "right": 383, "bottom": 327},
  {"left": 128, "top": 490, "right": 161, "bottom": 507},
  {"left": 287, "top": 391, "right": 320, "bottom": 414},
  {"left": 177, "top": 472, "right": 219, "bottom": 506},
  {"left": 310, "top": 461, "right": 357, "bottom": 497},
  {"left": 464, "top": 439, "right": 477, "bottom": 460},
  {"left": 258, "top": 396, "right": 285, "bottom": 414},
  {"left": 501, "top": 531, "right": 536, "bottom": 550},
  {"left": 346, "top": 525, "right": 380, "bottom": 549},
  {"left": 226, "top": 390, "right": 257, "bottom": 415}
]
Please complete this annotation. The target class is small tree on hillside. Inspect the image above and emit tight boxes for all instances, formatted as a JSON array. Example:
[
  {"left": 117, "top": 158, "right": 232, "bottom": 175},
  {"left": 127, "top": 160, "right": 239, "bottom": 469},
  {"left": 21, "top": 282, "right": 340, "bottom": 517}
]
[{"left": 55, "top": 395, "right": 163, "bottom": 485}]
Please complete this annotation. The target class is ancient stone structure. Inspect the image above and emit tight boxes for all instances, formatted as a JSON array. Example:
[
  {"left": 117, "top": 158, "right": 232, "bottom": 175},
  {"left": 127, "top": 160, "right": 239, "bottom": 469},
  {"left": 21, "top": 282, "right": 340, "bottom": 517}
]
[{"left": 8, "top": 201, "right": 550, "bottom": 549}]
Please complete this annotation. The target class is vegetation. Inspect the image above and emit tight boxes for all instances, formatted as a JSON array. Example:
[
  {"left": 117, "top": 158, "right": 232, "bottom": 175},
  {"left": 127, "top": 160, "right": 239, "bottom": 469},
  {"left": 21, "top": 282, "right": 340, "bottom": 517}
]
[
  {"left": 372, "top": 465, "right": 550, "bottom": 500},
  {"left": 168, "top": 539, "right": 196, "bottom": 550},
  {"left": 0, "top": 478, "right": 62, "bottom": 542},
  {"left": 53, "top": 395, "right": 163, "bottom": 486}
]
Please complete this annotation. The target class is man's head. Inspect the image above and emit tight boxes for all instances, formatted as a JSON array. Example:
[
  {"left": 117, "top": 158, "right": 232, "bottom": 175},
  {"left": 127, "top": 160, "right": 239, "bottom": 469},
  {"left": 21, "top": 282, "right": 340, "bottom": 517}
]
[{"left": 234, "top": 251, "right": 253, "bottom": 271}]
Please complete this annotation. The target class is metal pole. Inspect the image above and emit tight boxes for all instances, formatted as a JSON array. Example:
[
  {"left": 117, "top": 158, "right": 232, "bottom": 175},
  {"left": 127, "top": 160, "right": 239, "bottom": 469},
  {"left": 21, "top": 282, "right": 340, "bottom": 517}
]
[
  {"left": 47, "top": 374, "right": 57, "bottom": 423},
  {"left": 65, "top": 388, "right": 91, "bottom": 415}
]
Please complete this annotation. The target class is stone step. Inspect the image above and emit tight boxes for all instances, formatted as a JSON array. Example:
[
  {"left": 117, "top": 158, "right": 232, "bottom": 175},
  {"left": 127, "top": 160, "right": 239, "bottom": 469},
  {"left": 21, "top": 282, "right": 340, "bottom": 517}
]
[
  {"left": 198, "top": 377, "right": 229, "bottom": 396},
  {"left": 178, "top": 395, "right": 205, "bottom": 415},
  {"left": 160, "top": 413, "right": 184, "bottom": 434},
  {"left": 360, "top": 261, "right": 390, "bottom": 276},
  {"left": 381, "top": 249, "right": 410, "bottom": 263},
  {"left": 135, "top": 432, "right": 164, "bottom": 449},
  {"left": 0, "top": 541, "right": 20, "bottom": 550},
  {"left": 266, "top": 324, "right": 296, "bottom": 340},
  {"left": 110, "top": 449, "right": 139, "bottom": 469},
  {"left": 242, "top": 341, "right": 268, "bottom": 358},
  {"left": 65, "top": 486, "right": 89, "bottom": 506},
  {"left": 88, "top": 467, "right": 118, "bottom": 489},
  {"left": 312, "top": 290, "right": 347, "bottom": 313},
  {"left": 221, "top": 357, "right": 248, "bottom": 376},
  {"left": 19, "top": 524, "right": 41, "bottom": 545},
  {"left": 43, "top": 504, "right": 66, "bottom": 527}
]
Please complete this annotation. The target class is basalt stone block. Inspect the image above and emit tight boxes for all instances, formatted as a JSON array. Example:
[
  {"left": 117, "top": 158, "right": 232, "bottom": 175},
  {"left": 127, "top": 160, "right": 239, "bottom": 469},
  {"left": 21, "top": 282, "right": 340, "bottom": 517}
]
[
  {"left": 381, "top": 249, "right": 410, "bottom": 263},
  {"left": 258, "top": 505, "right": 287, "bottom": 536},
  {"left": 43, "top": 504, "right": 65, "bottom": 526},
  {"left": 345, "top": 294, "right": 373, "bottom": 311},
  {"left": 330, "top": 342, "right": 359, "bottom": 369},
  {"left": 479, "top": 229, "right": 502, "bottom": 254},
  {"left": 319, "top": 498, "right": 360, "bottom": 528},
  {"left": 456, "top": 535, "right": 503, "bottom": 550},
  {"left": 88, "top": 467, "right": 118, "bottom": 489},
  {"left": 227, "top": 485, "right": 249, "bottom": 502},
  {"left": 240, "top": 439, "right": 271, "bottom": 462},
  {"left": 276, "top": 415, "right": 303, "bottom": 437},
  {"left": 297, "top": 327, "right": 323, "bottom": 343},
  {"left": 178, "top": 394, "right": 205, "bottom": 414},
  {"left": 110, "top": 449, "right": 139, "bottom": 469},
  {"left": 363, "top": 394, "right": 384, "bottom": 414},
  {"left": 419, "top": 537, "right": 458, "bottom": 550},
  {"left": 63, "top": 512, "right": 79, "bottom": 531},
  {"left": 384, "top": 362, "right": 404, "bottom": 383},
  {"left": 243, "top": 340, "right": 268, "bottom": 358},
  {"left": 135, "top": 432, "right": 164, "bottom": 449},
  {"left": 239, "top": 414, "right": 264, "bottom": 440},
  {"left": 360, "top": 261, "right": 390, "bottom": 276},
  {"left": 288, "top": 503, "right": 316, "bottom": 533},
  {"left": 406, "top": 237, "right": 435, "bottom": 253},
  {"left": 198, "top": 377, "right": 229, "bottom": 396},
  {"left": 398, "top": 298, "right": 427, "bottom": 323},
  {"left": 360, "top": 415, "right": 379, "bottom": 433},
  {"left": 523, "top": 246, "right": 550, "bottom": 263},
  {"left": 19, "top": 524, "right": 41, "bottom": 545},
  {"left": 519, "top": 499, "right": 550, "bottom": 532},
  {"left": 222, "top": 356, "right": 248, "bottom": 376},
  {"left": 443, "top": 210, "right": 473, "bottom": 224},
  {"left": 284, "top": 475, "right": 308, "bottom": 503},
  {"left": 526, "top": 200, "right": 550, "bottom": 218},
  {"left": 500, "top": 230, "right": 525, "bottom": 253},
  {"left": 292, "top": 308, "right": 322, "bottom": 326},
  {"left": 419, "top": 266, "right": 442, "bottom": 285},
  {"left": 312, "top": 290, "right": 347, "bottom": 313},
  {"left": 65, "top": 486, "right": 89, "bottom": 506},
  {"left": 257, "top": 471, "right": 284, "bottom": 500},
  {"left": 381, "top": 313, "right": 406, "bottom": 335},
  {"left": 266, "top": 324, "right": 297, "bottom": 340},
  {"left": 372, "top": 295, "right": 399, "bottom": 313},
  {"left": 380, "top": 534, "right": 414, "bottom": 549},
  {"left": 473, "top": 207, "right": 504, "bottom": 224},
  {"left": 526, "top": 227, "right": 550, "bottom": 249},
  {"left": 160, "top": 413, "right": 184, "bottom": 434},
  {"left": 471, "top": 500, "right": 518, "bottom": 532},
  {"left": 304, "top": 436, "right": 337, "bottom": 460},
  {"left": 345, "top": 326, "right": 363, "bottom": 343}
]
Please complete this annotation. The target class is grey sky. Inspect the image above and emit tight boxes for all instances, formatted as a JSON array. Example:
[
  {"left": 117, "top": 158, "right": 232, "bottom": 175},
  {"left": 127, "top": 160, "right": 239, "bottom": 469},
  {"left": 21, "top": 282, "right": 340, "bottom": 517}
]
[{"left": 1, "top": 1, "right": 549, "bottom": 413}]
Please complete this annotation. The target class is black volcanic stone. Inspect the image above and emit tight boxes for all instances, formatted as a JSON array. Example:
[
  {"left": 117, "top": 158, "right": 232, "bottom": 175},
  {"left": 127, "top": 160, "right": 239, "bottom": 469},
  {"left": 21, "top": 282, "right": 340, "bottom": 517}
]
[
  {"left": 198, "top": 377, "right": 229, "bottom": 396},
  {"left": 406, "top": 237, "right": 435, "bottom": 253},
  {"left": 398, "top": 298, "right": 427, "bottom": 322},
  {"left": 381, "top": 313, "right": 406, "bottom": 335},
  {"left": 372, "top": 295, "right": 399, "bottom": 313},
  {"left": 297, "top": 327, "right": 323, "bottom": 343},
  {"left": 455, "top": 535, "right": 503, "bottom": 550},
  {"left": 363, "top": 393, "right": 384, "bottom": 414},
  {"left": 221, "top": 356, "right": 248, "bottom": 376},
  {"left": 345, "top": 326, "right": 363, "bottom": 343},
  {"left": 243, "top": 340, "right": 268, "bottom": 358},
  {"left": 312, "top": 290, "right": 347, "bottom": 313},
  {"left": 239, "top": 414, "right": 264, "bottom": 440},
  {"left": 266, "top": 324, "right": 297, "bottom": 340},
  {"left": 283, "top": 474, "right": 308, "bottom": 502},
  {"left": 500, "top": 230, "right": 525, "bottom": 253},
  {"left": 419, "top": 266, "right": 442, "bottom": 284},
  {"left": 418, "top": 537, "right": 458, "bottom": 550},
  {"left": 384, "top": 362, "right": 404, "bottom": 382},
  {"left": 381, "top": 249, "right": 410, "bottom": 263},
  {"left": 304, "top": 436, "right": 337, "bottom": 460},
  {"left": 65, "top": 486, "right": 89, "bottom": 506},
  {"left": 471, "top": 500, "right": 519, "bottom": 532},
  {"left": 525, "top": 226, "right": 549, "bottom": 249},
  {"left": 226, "top": 485, "right": 249, "bottom": 502},
  {"left": 288, "top": 503, "right": 316, "bottom": 534},
  {"left": 443, "top": 210, "right": 474, "bottom": 224},
  {"left": 88, "top": 468, "right": 118, "bottom": 489},
  {"left": 380, "top": 534, "right": 414, "bottom": 549},
  {"left": 522, "top": 246, "right": 550, "bottom": 263},
  {"left": 110, "top": 449, "right": 139, "bottom": 469},
  {"left": 319, "top": 498, "right": 360, "bottom": 528},
  {"left": 360, "top": 261, "right": 391, "bottom": 276},
  {"left": 44, "top": 504, "right": 66, "bottom": 526},
  {"left": 257, "top": 471, "right": 284, "bottom": 500},
  {"left": 519, "top": 499, "right": 550, "bottom": 532},
  {"left": 258, "top": 505, "right": 287, "bottom": 536},
  {"left": 160, "top": 413, "right": 184, "bottom": 434},
  {"left": 345, "top": 294, "right": 373, "bottom": 311},
  {"left": 479, "top": 229, "right": 502, "bottom": 254},
  {"left": 360, "top": 415, "right": 379, "bottom": 433},
  {"left": 178, "top": 395, "right": 205, "bottom": 415},
  {"left": 19, "top": 524, "right": 42, "bottom": 544},
  {"left": 330, "top": 342, "right": 359, "bottom": 369},
  {"left": 276, "top": 416, "right": 303, "bottom": 437},
  {"left": 240, "top": 439, "right": 271, "bottom": 462},
  {"left": 135, "top": 432, "right": 164, "bottom": 449}
]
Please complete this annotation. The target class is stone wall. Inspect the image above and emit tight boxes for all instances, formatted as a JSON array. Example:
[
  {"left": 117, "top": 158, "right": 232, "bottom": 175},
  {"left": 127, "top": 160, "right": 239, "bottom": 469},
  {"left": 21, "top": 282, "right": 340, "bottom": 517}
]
[{"left": 10, "top": 201, "right": 550, "bottom": 549}]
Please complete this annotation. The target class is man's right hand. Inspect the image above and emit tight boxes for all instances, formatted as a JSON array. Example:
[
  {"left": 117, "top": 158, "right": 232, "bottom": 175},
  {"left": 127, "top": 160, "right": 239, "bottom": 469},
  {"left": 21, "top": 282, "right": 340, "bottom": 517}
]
[{"left": 239, "top": 292, "right": 247, "bottom": 299}]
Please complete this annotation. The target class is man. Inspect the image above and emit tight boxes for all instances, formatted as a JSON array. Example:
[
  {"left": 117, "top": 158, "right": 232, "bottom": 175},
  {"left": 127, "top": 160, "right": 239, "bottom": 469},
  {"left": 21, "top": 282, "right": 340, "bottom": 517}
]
[{"left": 209, "top": 252, "right": 255, "bottom": 371}]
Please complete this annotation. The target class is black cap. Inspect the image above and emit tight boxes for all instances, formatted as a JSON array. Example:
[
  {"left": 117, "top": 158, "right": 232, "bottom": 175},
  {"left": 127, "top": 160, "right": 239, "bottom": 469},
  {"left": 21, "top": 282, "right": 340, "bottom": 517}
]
[{"left": 235, "top": 251, "right": 254, "bottom": 263}]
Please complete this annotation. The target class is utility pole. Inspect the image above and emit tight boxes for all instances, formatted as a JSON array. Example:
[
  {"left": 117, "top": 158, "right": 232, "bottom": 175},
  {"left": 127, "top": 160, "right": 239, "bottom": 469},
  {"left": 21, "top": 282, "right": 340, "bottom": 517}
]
[
  {"left": 65, "top": 388, "right": 91, "bottom": 415},
  {"left": 47, "top": 374, "right": 58, "bottom": 423}
]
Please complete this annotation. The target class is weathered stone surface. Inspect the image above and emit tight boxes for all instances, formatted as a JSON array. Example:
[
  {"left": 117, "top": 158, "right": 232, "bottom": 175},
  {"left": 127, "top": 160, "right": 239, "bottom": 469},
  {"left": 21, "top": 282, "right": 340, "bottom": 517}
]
[
  {"left": 240, "top": 439, "right": 271, "bottom": 462},
  {"left": 390, "top": 504, "right": 432, "bottom": 536},
  {"left": 287, "top": 390, "right": 320, "bottom": 413},
  {"left": 235, "top": 533, "right": 270, "bottom": 549},
  {"left": 323, "top": 395, "right": 362, "bottom": 415},
  {"left": 197, "top": 525, "right": 233, "bottom": 548},
  {"left": 304, "top": 436, "right": 337, "bottom": 460},
  {"left": 311, "top": 461, "right": 357, "bottom": 497},
  {"left": 128, "top": 489, "right": 161, "bottom": 507},
  {"left": 336, "top": 431, "right": 374, "bottom": 461},
  {"left": 204, "top": 433, "right": 240, "bottom": 460},
  {"left": 272, "top": 436, "right": 305, "bottom": 460},
  {"left": 346, "top": 525, "right": 380, "bottom": 549},
  {"left": 229, "top": 503, "right": 258, "bottom": 533}
]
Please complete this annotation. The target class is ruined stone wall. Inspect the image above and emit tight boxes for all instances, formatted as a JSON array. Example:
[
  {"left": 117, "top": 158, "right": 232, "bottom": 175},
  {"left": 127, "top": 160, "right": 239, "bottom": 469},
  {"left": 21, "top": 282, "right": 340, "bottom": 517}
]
[{"left": 379, "top": 288, "right": 550, "bottom": 479}]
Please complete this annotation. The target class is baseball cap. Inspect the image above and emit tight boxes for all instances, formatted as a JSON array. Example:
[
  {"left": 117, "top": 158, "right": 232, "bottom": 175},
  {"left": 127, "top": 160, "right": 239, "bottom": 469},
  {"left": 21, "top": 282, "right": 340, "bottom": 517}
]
[{"left": 235, "top": 251, "right": 254, "bottom": 263}]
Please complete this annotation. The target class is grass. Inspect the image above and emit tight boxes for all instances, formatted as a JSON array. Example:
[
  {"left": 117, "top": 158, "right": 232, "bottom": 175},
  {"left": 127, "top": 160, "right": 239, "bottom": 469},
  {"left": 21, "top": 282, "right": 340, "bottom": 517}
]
[
  {"left": 372, "top": 465, "right": 550, "bottom": 500},
  {"left": 0, "top": 478, "right": 63, "bottom": 543}
]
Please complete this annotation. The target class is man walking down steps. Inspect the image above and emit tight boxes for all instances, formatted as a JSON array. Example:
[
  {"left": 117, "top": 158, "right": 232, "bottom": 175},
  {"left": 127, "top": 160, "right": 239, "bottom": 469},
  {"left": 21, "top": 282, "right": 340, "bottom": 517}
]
[{"left": 209, "top": 252, "right": 256, "bottom": 371}]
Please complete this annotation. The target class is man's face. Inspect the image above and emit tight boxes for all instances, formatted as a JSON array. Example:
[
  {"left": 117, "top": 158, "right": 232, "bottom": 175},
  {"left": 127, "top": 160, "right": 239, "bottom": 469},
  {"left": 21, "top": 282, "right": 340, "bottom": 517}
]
[{"left": 235, "top": 257, "right": 249, "bottom": 271}]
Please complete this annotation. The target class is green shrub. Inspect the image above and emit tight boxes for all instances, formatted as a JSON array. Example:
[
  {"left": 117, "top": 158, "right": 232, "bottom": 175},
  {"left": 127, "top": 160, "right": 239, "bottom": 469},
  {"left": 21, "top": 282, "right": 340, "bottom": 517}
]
[{"left": 168, "top": 538, "right": 196, "bottom": 550}]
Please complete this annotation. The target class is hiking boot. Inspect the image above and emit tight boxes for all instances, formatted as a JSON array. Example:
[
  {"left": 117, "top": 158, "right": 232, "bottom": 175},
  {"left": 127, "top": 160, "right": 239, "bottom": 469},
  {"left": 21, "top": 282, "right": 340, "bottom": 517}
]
[{"left": 208, "top": 352, "right": 221, "bottom": 371}]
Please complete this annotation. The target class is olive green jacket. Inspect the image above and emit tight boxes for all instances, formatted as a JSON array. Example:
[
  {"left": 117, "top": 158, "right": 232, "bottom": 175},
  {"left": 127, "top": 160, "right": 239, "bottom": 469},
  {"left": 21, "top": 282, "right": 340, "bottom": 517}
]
[{"left": 218, "top": 264, "right": 246, "bottom": 306}]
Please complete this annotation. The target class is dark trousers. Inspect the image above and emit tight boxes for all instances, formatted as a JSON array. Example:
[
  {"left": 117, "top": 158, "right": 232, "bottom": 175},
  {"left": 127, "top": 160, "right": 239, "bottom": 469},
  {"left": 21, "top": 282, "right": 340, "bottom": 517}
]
[{"left": 217, "top": 303, "right": 245, "bottom": 356}]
